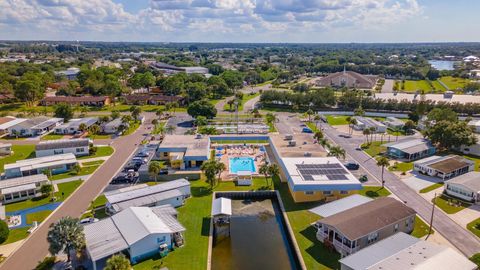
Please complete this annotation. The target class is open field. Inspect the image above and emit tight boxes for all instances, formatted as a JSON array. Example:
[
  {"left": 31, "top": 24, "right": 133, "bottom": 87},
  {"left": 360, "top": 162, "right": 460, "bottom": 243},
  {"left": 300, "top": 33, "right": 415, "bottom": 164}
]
[{"left": 439, "top": 76, "right": 471, "bottom": 90}]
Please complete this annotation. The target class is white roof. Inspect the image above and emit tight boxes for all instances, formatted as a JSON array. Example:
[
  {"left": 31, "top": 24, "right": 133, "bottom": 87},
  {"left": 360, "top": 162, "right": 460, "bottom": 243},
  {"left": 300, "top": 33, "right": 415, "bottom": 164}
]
[
  {"left": 0, "top": 117, "right": 26, "bottom": 130},
  {"left": 4, "top": 153, "right": 77, "bottom": 172},
  {"left": 111, "top": 189, "right": 183, "bottom": 213},
  {"left": 341, "top": 232, "right": 476, "bottom": 270},
  {"left": 212, "top": 197, "right": 232, "bottom": 216},
  {"left": 104, "top": 179, "right": 190, "bottom": 204},
  {"left": 281, "top": 157, "right": 362, "bottom": 192},
  {"left": 309, "top": 194, "right": 372, "bottom": 217},
  {"left": 0, "top": 143, "right": 12, "bottom": 148},
  {"left": 375, "top": 93, "right": 480, "bottom": 105},
  {"left": 1, "top": 183, "right": 36, "bottom": 194},
  {"left": 84, "top": 218, "right": 129, "bottom": 261},
  {"left": 0, "top": 174, "right": 48, "bottom": 190},
  {"left": 237, "top": 170, "right": 252, "bottom": 176}
]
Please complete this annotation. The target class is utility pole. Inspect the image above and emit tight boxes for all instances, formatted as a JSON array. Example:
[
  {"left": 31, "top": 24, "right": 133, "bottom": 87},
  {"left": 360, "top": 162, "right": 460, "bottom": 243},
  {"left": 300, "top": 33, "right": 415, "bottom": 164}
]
[{"left": 426, "top": 193, "right": 436, "bottom": 240}]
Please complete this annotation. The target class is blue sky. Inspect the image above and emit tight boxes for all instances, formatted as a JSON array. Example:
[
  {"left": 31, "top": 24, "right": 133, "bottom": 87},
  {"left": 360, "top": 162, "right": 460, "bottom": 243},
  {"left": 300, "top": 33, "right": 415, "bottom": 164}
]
[{"left": 0, "top": 0, "right": 478, "bottom": 42}]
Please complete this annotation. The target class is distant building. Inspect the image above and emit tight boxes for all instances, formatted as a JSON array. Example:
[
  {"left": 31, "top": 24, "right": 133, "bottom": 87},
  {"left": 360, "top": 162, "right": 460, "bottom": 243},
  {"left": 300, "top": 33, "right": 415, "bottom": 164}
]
[
  {"left": 280, "top": 157, "right": 362, "bottom": 203},
  {"left": 0, "top": 116, "right": 25, "bottom": 135},
  {"left": 101, "top": 118, "right": 126, "bottom": 134},
  {"left": 413, "top": 155, "right": 474, "bottom": 180},
  {"left": 316, "top": 69, "right": 378, "bottom": 89},
  {"left": 123, "top": 94, "right": 184, "bottom": 106},
  {"left": 7, "top": 117, "right": 63, "bottom": 137},
  {"left": 353, "top": 117, "right": 387, "bottom": 133},
  {"left": 150, "top": 62, "right": 209, "bottom": 75},
  {"left": 35, "top": 138, "right": 90, "bottom": 157},
  {"left": 104, "top": 179, "right": 191, "bottom": 214},
  {"left": 56, "top": 67, "right": 80, "bottom": 80},
  {"left": 0, "top": 143, "right": 12, "bottom": 156},
  {"left": 0, "top": 174, "right": 49, "bottom": 203},
  {"left": 457, "top": 135, "right": 480, "bottom": 156},
  {"left": 464, "top": 55, "right": 480, "bottom": 63},
  {"left": 84, "top": 205, "right": 185, "bottom": 269},
  {"left": 41, "top": 96, "right": 111, "bottom": 107},
  {"left": 54, "top": 117, "right": 98, "bottom": 135},
  {"left": 445, "top": 171, "right": 480, "bottom": 204},
  {"left": 315, "top": 197, "right": 416, "bottom": 256},
  {"left": 4, "top": 153, "right": 78, "bottom": 179},
  {"left": 383, "top": 117, "right": 405, "bottom": 130},
  {"left": 384, "top": 138, "right": 436, "bottom": 161},
  {"left": 157, "top": 135, "right": 210, "bottom": 169},
  {"left": 339, "top": 232, "right": 476, "bottom": 270}
]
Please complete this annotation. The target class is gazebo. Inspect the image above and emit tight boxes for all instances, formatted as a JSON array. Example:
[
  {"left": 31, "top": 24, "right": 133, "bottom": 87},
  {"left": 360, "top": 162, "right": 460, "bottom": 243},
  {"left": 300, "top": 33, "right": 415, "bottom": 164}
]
[{"left": 236, "top": 170, "right": 252, "bottom": 186}]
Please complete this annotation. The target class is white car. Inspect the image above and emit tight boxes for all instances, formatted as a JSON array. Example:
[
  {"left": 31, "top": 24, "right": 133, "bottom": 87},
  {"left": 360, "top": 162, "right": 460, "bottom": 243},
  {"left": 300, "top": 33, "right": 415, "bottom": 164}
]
[{"left": 80, "top": 218, "right": 99, "bottom": 225}]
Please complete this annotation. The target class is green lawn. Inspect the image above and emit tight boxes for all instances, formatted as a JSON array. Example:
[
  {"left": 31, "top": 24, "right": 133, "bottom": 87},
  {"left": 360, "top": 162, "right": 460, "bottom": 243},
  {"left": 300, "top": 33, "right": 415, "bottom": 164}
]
[
  {"left": 1, "top": 227, "right": 30, "bottom": 245},
  {"left": 26, "top": 210, "right": 53, "bottom": 224},
  {"left": 91, "top": 194, "right": 107, "bottom": 209},
  {"left": 325, "top": 115, "right": 349, "bottom": 126},
  {"left": 88, "top": 134, "right": 112, "bottom": 140},
  {"left": 403, "top": 80, "right": 433, "bottom": 92},
  {"left": 388, "top": 161, "right": 413, "bottom": 173},
  {"left": 40, "top": 134, "right": 65, "bottom": 140},
  {"left": 419, "top": 183, "right": 444, "bottom": 193},
  {"left": 433, "top": 194, "right": 470, "bottom": 214},
  {"left": 386, "top": 128, "right": 406, "bottom": 136},
  {"left": 49, "top": 165, "right": 100, "bottom": 181},
  {"left": 357, "top": 186, "right": 391, "bottom": 198},
  {"left": 123, "top": 121, "right": 141, "bottom": 136},
  {"left": 461, "top": 153, "right": 480, "bottom": 171},
  {"left": 470, "top": 253, "right": 480, "bottom": 267},
  {"left": 5, "top": 180, "right": 83, "bottom": 212},
  {"left": 78, "top": 146, "right": 114, "bottom": 160},
  {"left": 412, "top": 216, "right": 433, "bottom": 238},
  {"left": 467, "top": 217, "right": 480, "bottom": 238},
  {"left": 0, "top": 145, "right": 35, "bottom": 173},
  {"left": 361, "top": 141, "right": 386, "bottom": 157},
  {"left": 439, "top": 76, "right": 470, "bottom": 90},
  {"left": 81, "top": 160, "right": 104, "bottom": 166}
]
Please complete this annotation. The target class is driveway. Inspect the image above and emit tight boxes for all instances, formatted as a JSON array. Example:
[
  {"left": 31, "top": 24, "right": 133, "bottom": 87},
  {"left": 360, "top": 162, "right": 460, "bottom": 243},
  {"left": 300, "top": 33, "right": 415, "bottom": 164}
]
[
  {"left": 318, "top": 120, "right": 480, "bottom": 257},
  {"left": 0, "top": 113, "right": 154, "bottom": 270},
  {"left": 381, "top": 79, "right": 395, "bottom": 93}
]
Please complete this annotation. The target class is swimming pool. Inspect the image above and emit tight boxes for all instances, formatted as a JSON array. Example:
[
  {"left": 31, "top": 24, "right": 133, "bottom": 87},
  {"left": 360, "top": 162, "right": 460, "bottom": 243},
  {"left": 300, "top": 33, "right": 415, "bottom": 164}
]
[{"left": 229, "top": 157, "right": 256, "bottom": 174}]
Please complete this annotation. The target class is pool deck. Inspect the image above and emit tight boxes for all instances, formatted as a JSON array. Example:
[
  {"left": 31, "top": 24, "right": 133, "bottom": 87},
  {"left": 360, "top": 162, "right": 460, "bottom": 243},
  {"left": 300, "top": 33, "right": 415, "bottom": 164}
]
[{"left": 217, "top": 145, "right": 266, "bottom": 180}]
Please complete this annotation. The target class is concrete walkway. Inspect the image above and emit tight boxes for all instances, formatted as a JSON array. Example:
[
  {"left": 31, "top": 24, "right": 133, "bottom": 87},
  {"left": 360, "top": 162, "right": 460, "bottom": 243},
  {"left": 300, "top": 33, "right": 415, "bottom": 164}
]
[{"left": 381, "top": 79, "right": 395, "bottom": 93}]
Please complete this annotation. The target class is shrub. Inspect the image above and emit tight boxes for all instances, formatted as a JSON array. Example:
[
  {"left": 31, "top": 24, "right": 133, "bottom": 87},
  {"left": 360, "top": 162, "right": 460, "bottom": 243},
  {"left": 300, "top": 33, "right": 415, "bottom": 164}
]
[
  {"left": 35, "top": 256, "right": 56, "bottom": 270},
  {"left": 0, "top": 220, "right": 9, "bottom": 244}
]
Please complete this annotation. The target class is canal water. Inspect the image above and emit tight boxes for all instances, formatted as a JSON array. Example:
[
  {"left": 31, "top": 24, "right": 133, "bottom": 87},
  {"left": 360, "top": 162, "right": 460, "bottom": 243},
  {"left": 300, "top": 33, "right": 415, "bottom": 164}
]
[{"left": 212, "top": 199, "right": 297, "bottom": 270}]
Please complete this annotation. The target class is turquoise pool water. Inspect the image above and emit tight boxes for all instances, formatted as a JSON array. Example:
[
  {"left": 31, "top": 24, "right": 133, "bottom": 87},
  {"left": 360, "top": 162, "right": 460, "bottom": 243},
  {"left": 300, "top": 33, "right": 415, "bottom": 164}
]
[{"left": 229, "top": 157, "right": 256, "bottom": 174}]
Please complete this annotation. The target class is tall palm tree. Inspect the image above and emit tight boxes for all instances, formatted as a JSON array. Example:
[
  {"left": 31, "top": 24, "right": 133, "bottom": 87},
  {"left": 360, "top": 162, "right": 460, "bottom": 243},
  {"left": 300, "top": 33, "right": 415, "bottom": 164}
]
[
  {"left": 166, "top": 125, "right": 176, "bottom": 135},
  {"left": 328, "top": 145, "right": 346, "bottom": 160},
  {"left": 348, "top": 117, "right": 357, "bottom": 135},
  {"left": 47, "top": 217, "right": 85, "bottom": 262},
  {"left": 306, "top": 109, "right": 314, "bottom": 122},
  {"left": 363, "top": 128, "right": 371, "bottom": 144},
  {"left": 148, "top": 161, "right": 164, "bottom": 183},
  {"left": 259, "top": 163, "right": 270, "bottom": 186},
  {"left": 314, "top": 115, "right": 321, "bottom": 130},
  {"left": 268, "top": 163, "right": 280, "bottom": 185},
  {"left": 318, "top": 138, "right": 330, "bottom": 150},
  {"left": 314, "top": 130, "right": 324, "bottom": 141},
  {"left": 376, "top": 157, "right": 390, "bottom": 188}
]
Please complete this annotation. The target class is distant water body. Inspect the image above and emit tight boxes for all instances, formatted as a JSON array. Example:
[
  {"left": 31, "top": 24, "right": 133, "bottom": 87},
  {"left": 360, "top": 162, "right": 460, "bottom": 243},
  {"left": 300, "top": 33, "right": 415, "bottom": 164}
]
[{"left": 428, "top": 60, "right": 456, "bottom": 71}]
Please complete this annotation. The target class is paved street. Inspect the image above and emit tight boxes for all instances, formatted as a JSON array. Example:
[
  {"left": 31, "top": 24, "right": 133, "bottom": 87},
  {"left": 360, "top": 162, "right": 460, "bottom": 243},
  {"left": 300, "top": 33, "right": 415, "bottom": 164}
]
[
  {"left": 317, "top": 120, "right": 480, "bottom": 257},
  {"left": 0, "top": 114, "right": 154, "bottom": 270}
]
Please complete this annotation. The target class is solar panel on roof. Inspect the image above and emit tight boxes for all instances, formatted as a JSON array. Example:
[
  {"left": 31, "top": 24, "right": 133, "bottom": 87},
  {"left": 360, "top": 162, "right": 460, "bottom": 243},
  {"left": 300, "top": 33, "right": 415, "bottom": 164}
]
[{"left": 296, "top": 163, "right": 349, "bottom": 181}]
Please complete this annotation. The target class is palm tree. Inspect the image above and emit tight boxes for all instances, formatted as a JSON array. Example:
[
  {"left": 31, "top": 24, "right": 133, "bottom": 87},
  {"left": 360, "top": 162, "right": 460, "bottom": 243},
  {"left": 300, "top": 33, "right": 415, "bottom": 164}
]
[
  {"left": 265, "top": 112, "right": 277, "bottom": 124},
  {"left": 78, "top": 123, "right": 87, "bottom": 133},
  {"left": 376, "top": 157, "right": 390, "bottom": 188},
  {"left": 348, "top": 117, "right": 357, "bottom": 135},
  {"left": 267, "top": 164, "right": 280, "bottom": 184},
  {"left": 148, "top": 161, "right": 164, "bottom": 183},
  {"left": 166, "top": 125, "right": 176, "bottom": 135},
  {"left": 306, "top": 109, "right": 314, "bottom": 122},
  {"left": 47, "top": 217, "right": 85, "bottom": 262},
  {"left": 318, "top": 138, "right": 330, "bottom": 150},
  {"left": 89, "top": 124, "right": 101, "bottom": 139},
  {"left": 259, "top": 163, "right": 270, "bottom": 186},
  {"left": 363, "top": 128, "right": 371, "bottom": 144},
  {"left": 314, "top": 130, "right": 324, "bottom": 141},
  {"left": 314, "top": 114, "right": 321, "bottom": 130},
  {"left": 328, "top": 145, "right": 346, "bottom": 160},
  {"left": 105, "top": 254, "right": 131, "bottom": 270},
  {"left": 201, "top": 159, "right": 224, "bottom": 189}
]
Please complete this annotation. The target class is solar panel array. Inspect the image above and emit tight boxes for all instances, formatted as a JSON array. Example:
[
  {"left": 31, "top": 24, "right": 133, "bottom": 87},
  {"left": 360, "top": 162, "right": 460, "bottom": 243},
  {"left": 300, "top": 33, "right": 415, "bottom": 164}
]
[{"left": 296, "top": 163, "right": 349, "bottom": 181}]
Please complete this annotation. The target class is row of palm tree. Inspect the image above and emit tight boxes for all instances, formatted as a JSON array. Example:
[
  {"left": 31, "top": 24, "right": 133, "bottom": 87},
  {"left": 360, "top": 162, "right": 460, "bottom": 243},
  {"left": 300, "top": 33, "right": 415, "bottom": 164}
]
[{"left": 258, "top": 163, "right": 280, "bottom": 187}]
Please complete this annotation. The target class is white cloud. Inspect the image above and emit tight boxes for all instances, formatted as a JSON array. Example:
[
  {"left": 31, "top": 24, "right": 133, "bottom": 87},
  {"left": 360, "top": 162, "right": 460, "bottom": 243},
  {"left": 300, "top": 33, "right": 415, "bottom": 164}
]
[{"left": 0, "top": 0, "right": 423, "bottom": 41}]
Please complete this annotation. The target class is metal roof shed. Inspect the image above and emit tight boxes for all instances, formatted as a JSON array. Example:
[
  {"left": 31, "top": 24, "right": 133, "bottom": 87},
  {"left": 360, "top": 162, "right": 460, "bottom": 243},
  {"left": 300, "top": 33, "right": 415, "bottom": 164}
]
[{"left": 212, "top": 197, "right": 232, "bottom": 216}]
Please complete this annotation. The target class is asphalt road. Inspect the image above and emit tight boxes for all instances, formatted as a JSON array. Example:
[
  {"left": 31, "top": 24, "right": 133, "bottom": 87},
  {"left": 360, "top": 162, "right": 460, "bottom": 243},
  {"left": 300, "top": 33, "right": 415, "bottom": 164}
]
[
  {"left": 317, "top": 120, "right": 480, "bottom": 257},
  {"left": 0, "top": 114, "right": 154, "bottom": 270}
]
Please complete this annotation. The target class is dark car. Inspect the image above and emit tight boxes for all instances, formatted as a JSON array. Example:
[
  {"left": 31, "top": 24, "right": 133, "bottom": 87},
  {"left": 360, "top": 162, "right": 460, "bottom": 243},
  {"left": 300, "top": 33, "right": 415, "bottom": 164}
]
[
  {"left": 302, "top": 127, "right": 313, "bottom": 133},
  {"left": 136, "top": 150, "right": 149, "bottom": 157},
  {"left": 344, "top": 162, "right": 360, "bottom": 170},
  {"left": 359, "top": 175, "right": 368, "bottom": 182},
  {"left": 124, "top": 163, "right": 141, "bottom": 171}
]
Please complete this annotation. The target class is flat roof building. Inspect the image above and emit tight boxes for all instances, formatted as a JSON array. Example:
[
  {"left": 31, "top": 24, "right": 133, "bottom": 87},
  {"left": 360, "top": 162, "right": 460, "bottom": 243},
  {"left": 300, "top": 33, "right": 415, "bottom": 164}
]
[
  {"left": 84, "top": 205, "right": 186, "bottom": 269},
  {"left": 35, "top": 138, "right": 90, "bottom": 157},
  {"left": 4, "top": 153, "right": 78, "bottom": 179},
  {"left": 280, "top": 157, "right": 362, "bottom": 203},
  {"left": 413, "top": 155, "right": 474, "bottom": 180},
  {"left": 0, "top": 174, "right": 49, "bottom": 203},
  {"left": 104, "top": 179, "right": 191, "bottom": 214},
  {"left": 315, "top": 197, "right": 416, "bottom": 256},
  {"left": 41, "top": 96, "right": 111, "bottom": 107},
  {"left": 339, "top": 232, "right": 476, "bottom": 270},
  {"left": 0, "top": 116, "right": 25, "bottom": 134},
  {"left": 384, "top": 117, "right": 405, "bottom": 130},
  {"left": 353, "top": 117, "right": 387, "bottom": 133},
  {"left": 316, "top": 70, "right": 378, "bottom": 89},
  {"left": 444, "top": 171, "right": 480, "bottom": 204},
  {"left": 8, "top": 117, "right": 63, "bottom": 137},
  {"left": 54, "top": 117, "right": 98, "bottom": 135},
  {"left": 385, "top": 138, "right": 436, "bottom": 161},
  {"left": 157, "top": 135, "right": 210, "bottom": 169},
  {"left": 102, "top": 118, "right": 126, "bottom": 134}
]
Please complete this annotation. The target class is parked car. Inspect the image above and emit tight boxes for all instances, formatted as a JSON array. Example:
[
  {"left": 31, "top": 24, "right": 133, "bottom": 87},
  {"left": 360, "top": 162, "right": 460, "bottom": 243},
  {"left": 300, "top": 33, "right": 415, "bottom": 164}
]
[
  {"left": 80, "top": 218, "right": 99, "bottom": 225},
  {"left": 302, "top": 127, "right": 313, "bottom": 133},
  {"left": 359, "top": 175, "right": 368, "bottom": 182},
  {"left": 136, "top": 150, "right": 149, "bottom": 157},
  {"left": 344, "top": 162, "right": 360, "bottom": 170}
]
